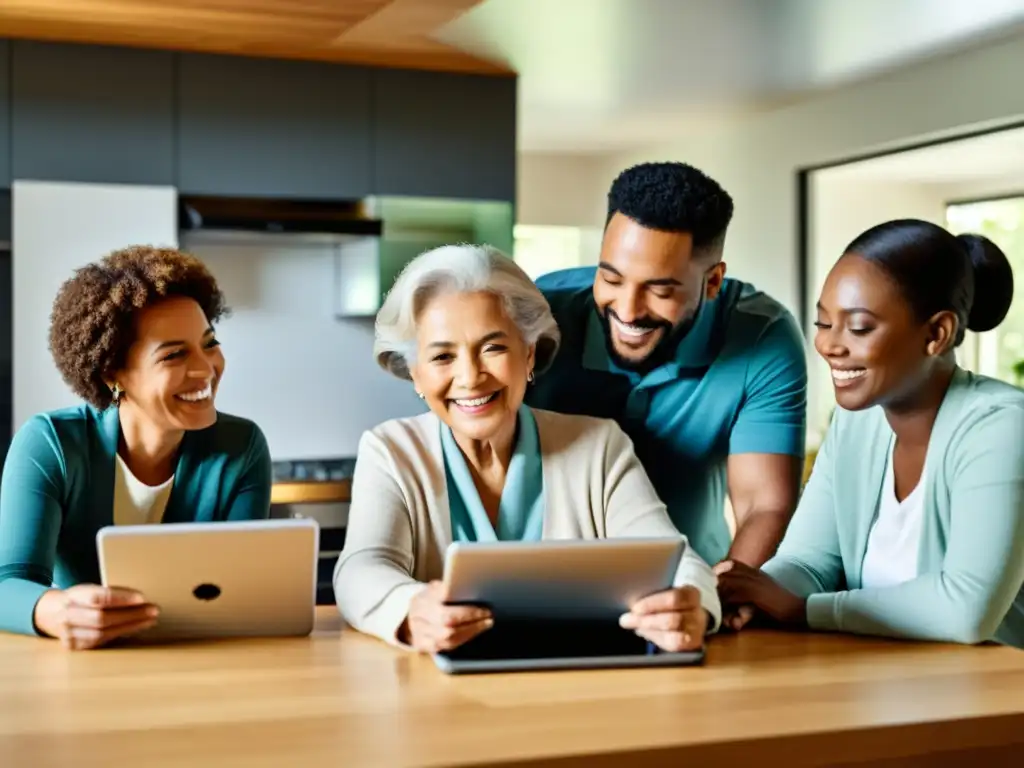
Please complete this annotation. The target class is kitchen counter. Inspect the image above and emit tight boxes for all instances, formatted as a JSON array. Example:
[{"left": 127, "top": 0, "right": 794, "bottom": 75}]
[
  {"left": 1, "top": 607, "right": 1021, "bottom": 766},
  {"left": 271, "top": 457, "right": 355, "bottom": 505},
  {"left": 271, "top": 479, "right": 351, "bottom": 505}
]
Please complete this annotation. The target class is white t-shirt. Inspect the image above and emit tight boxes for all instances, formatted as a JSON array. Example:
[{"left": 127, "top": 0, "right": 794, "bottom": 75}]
[
  {"left": 860, "top": 442, "right": 926, "bottom": 589},
  {"left": 113, "top": 454, "right": 174, "bottom": 526}
]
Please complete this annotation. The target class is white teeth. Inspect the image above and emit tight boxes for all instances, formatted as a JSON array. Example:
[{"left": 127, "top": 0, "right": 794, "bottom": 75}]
[
  {"left": 832, "top": 369, "right": 867, "bottom": 381},
  {"left": 177, "top": 383, "right": 212, "bottom": 402},
  {"left": 612, "top": 317, "right": 654, "bottom": 338},
  {"left": 454, "top": 392, "right": 498, "bottom": 407}
]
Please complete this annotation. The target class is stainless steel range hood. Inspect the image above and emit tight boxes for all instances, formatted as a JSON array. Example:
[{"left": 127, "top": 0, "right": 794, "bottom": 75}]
[
  {"left": 176, "top": 194, "right": 514, "bottom": 320},
  {"left": 178, "top": 195, "right": 383, "bottom": 242}
]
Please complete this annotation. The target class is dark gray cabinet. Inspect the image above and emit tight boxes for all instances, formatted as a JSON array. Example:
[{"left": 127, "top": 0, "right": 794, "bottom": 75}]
[
  {"left": 11, "top": 41, "right": 175, "bottom": 186},
  {"left": 0, "top": 190, "right": 9, "bottom": 243},
  {"left": 372, "top": 70, "right": 516, "bottom": 202},
  {"left": 177, "top": 54, "right": 372, "bottom": 199},
  {"left": 0, "top": 42, "right": 9, "bottom": 188},
  {"left": 1, "top": 38, "right": 518, "bottom": 203}
]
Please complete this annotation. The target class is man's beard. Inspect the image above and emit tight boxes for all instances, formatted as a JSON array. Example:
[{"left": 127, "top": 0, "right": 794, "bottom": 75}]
[
  {"left": 598, "top": 285, "right": 708, "bottom": 374},
  {"left": 599, "top": 308, "right": 697, "bottom": 374}
]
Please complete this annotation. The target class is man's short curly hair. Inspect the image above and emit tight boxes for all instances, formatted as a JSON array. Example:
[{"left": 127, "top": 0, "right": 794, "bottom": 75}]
[
  {"left": 607, "top": 161, "right": 734, "bottom": 260},
  {"left": 48, "top": 245, "right": 228, "bottom": 410}
]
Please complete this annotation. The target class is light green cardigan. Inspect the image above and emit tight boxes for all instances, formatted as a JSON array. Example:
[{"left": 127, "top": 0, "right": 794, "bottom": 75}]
[{"left": 763, "top": 368, "right": 1024, "bottom": 648}]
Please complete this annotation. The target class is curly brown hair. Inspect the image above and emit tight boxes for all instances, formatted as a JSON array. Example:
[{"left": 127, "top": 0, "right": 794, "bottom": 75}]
[{"left": 48, "top": 245, "right": 228, "bottom": 410}]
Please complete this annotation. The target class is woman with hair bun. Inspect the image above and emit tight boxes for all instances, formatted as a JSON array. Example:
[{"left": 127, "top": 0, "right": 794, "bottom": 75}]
[{"left": 717, "top": 219, "right": 1024, "bottom": 648}]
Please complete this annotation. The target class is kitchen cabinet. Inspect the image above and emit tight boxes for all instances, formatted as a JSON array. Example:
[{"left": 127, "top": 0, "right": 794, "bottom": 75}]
[
  {"left": 10, "top": 41, "right": 175, "bottom": 186},
  {"left": 0, "top": 190, "right": 9, "bottom": 243},
  {"left": 177, "top": 54, "right": 372, "bottom": 199},
  {"left": 372, "top": 70, "right": 517, "bottom": 202},
  {"left": 0, "top": 41, "right": 9, "bottom": 188}
]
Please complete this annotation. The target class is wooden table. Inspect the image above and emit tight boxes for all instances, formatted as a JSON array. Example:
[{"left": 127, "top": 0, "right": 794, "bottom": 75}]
[{"left": 1, "top": 607, "right": 1022, "bottom": 767}]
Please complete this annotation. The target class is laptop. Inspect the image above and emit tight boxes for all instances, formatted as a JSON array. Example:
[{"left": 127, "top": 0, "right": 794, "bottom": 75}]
[
  {"left": 97, "top": 518, "right": 320, "bottom": 641},
  {"left": 433, "top": 538, "right": 706, "bottom": 674}
]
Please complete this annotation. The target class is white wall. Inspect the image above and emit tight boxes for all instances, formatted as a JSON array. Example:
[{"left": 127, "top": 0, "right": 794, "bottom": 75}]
[
  {"left": 189, "top": 239, "right": 424, "bottom": 460},
  {"left": 930, "top": 174, "right": 1024, "bottom": 204},
  {"left": 517, "top": 152, "right": 610, "bottom": 229},
  {"left": 12, "top": 181, "right": 178, "bottom": 429},
  {"left": 515, "top": 152, "right": 608, "bottom": 276}
]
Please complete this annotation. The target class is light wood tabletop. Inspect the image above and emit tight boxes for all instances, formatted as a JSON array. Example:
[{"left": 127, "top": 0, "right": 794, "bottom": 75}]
[{"left": 1, "top": 606, "right": 1022, "bottom": 767}]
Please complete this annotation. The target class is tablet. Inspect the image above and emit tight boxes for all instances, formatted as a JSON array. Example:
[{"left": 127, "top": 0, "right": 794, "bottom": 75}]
[
  {"left": 435, "top": 537, "right": 704, "bottom": 674},
  {"left": 97, "top": 518, "right": 319, "bottom": 641},
  {"left": 433, "top": 618, "right": 705, "bottom": 674}
]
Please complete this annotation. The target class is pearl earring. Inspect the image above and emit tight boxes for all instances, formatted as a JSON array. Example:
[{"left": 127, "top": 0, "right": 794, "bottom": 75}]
[
  {"left": 111, "top": 383, "right": 123, "bottom": 406},
  {"left": 527, "top": 370, "right": 535, "bottom": 384},
  {"left": 416, "top": 391, "right": 425, "bottom": 400}
]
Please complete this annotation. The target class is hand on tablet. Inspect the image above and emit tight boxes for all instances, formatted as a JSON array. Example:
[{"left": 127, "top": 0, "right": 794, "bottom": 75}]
[
  {"left": 618, "top": 585, "right": 707, "bottom": 652},
  {"left": 33, "top": 584, "right": 160, "bottom": 650},
  {"left": 399, "top": 581, "right": 494, "bottom": 653}
]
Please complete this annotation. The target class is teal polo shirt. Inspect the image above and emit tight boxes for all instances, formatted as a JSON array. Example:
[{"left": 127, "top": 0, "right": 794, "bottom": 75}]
[{"left": 527, "top": 267, "right": 807, "bottom": 564}]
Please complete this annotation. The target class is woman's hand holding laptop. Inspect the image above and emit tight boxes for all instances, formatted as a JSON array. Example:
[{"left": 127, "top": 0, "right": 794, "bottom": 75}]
[
  {"left": 33, "top": 584, "right": 160, "bottom": 650},
  {"left": 397, "top": 579, "right": 707, "bottom": 655},
  {"left": 618, "top": 585, "right": 708, "bottom": 652},
  {"left": 397, "top": 581, "right": 494, "bottom": 653}
]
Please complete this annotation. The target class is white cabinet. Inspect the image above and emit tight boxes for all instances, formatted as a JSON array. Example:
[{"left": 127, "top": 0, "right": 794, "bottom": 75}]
[{"left": 12, "top": 181, "right": 177, "bottom": 427}]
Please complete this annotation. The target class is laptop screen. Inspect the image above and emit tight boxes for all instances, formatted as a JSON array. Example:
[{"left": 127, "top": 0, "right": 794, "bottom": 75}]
[{"left": 436, "top": 617, "right": 656, "bottom": 662}]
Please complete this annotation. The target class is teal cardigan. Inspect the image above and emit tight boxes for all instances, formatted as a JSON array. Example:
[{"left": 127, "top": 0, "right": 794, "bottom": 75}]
[
  {"left": 0, "top": 404, "right": 273, "bottom": 636},
  {"left": 764, "top": 369, "right": 1024, "bottom": 648}
]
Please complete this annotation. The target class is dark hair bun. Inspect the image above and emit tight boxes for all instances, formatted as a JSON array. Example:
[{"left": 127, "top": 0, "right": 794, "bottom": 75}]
[{"left": 957, "top": 234, "right": 1014, "bottom": 333}]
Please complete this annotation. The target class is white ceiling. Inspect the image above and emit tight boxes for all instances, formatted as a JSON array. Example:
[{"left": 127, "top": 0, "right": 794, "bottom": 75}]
[
  {"left": 818, "top": 126, "right": 1024, "bottom": 185},
  {"left": 439, "top": 0, "right": 1024, "bottom": 153}
]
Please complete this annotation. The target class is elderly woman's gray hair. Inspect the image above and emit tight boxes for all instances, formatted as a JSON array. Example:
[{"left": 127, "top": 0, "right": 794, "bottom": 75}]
[{"left": 375, "top": 244, "right": 561, "bottom": 380}]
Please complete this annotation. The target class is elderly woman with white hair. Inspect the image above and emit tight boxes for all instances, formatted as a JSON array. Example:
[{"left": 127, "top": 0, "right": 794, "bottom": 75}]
[{"left": 333, "top": 244, "right": 721, "bottom": 654}]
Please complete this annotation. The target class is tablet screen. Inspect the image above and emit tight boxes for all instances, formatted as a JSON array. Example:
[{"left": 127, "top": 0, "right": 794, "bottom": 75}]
[{"left": 436, "top": 618, "right": 655, "bottom": 662}]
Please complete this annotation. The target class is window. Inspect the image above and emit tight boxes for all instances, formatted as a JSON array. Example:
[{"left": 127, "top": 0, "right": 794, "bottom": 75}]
[
  {"left": 946, "top": 197, "right": 1024, "bottom": 385},
  {"left": 513, "top": 225, "right": 601, "bottom": 280}
]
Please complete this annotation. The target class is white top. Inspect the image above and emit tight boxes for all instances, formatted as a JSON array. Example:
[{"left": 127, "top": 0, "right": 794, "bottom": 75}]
[
  {"left": 860, "top": 442, "right": 925, "bottom": 589},
  {"left": 113, "top": 454, "right": 174, "bottom": 526}
]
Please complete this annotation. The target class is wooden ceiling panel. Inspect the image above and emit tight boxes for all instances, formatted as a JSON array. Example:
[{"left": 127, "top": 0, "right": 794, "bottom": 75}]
[{"left": 0, "top": 0, "right": 509, "bottom": 74}]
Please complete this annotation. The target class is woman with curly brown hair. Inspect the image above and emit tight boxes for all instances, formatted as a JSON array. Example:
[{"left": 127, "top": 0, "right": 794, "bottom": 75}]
[{"left": 0, "top": 245, "right": 272, "bottom": 649}]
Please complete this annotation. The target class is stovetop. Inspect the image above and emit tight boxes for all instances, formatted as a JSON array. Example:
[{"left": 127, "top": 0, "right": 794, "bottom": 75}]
[{"left": 271, "top": 458, "right": 356, "bottom": 483}]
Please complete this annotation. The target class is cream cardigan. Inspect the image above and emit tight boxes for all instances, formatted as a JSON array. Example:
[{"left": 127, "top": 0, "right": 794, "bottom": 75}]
[{"left": 333, "top": 407, "right": 721, "bottom": 645}]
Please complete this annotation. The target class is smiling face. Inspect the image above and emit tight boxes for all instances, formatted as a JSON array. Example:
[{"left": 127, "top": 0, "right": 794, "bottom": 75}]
[
  {"left": 112, "top": 296, "right": 225, "bottom": 432},
  {"left": 410, "top": 290, "right": 535, "bottom": 444},
  {"left": 814, "top": 253, "right": 956, "bottom": 411},
  {"left": 593, "top": 212, "right": 725, "bottom": 369}
]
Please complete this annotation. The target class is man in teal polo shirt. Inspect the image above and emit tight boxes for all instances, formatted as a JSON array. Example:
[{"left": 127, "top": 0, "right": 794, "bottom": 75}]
[{"left": 526, "top": 161, "right": 807, "bottom": 567}]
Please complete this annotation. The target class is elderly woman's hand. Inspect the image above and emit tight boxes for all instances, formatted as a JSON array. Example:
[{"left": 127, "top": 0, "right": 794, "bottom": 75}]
[
  {"left": 716, "top": 560, "right": 807, "bottom": 629},
  {"left": 618, "top": 586, "right": 707, "bottom": 652},
  {"left": 398, "top": 581, "right": 494, "bottom": 653}
]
